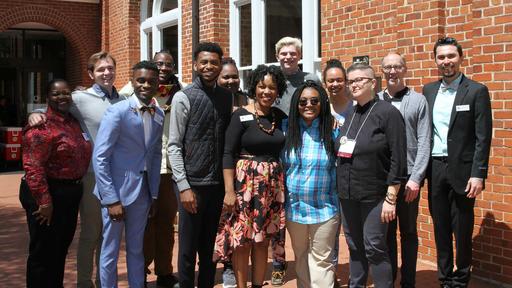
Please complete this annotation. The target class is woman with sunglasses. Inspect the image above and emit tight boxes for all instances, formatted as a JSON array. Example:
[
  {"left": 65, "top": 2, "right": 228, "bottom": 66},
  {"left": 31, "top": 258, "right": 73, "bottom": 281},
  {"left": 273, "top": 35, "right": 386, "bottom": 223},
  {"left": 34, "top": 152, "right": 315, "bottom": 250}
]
[
  {"left": 214, "top": 64, "right": 287, "bottom": 288},
  {"left": 282, "top": 81, "right": 339, "bottom": 288},
  {"left": 336, "top": 63, "right": 407, "bottom": 287}
]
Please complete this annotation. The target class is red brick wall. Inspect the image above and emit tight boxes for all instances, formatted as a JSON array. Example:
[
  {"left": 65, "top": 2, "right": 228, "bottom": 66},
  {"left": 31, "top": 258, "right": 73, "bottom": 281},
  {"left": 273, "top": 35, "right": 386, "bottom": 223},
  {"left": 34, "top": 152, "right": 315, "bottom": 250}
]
[
  {"left": 102, "top": 0, "right": 141, "bottom": 88},
  {"left": 322, "top": 0, "right": 512, "bottom": 285},
  {"left": 0, "top": 0, "right": 101, "bottom": 87},
  {"left": 181, "top": 0, "right": 193, "bottom": 83},
  {"left": 180, "top": 0, "right": 229, "bottom": 83}
]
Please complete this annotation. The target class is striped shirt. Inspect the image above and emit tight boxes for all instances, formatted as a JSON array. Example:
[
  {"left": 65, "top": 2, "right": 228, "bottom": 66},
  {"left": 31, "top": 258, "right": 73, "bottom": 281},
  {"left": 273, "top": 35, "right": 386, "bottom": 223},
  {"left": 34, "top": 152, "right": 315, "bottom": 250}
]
[{"left": 282, "top": 118, "right": 339, "bottom": 224}]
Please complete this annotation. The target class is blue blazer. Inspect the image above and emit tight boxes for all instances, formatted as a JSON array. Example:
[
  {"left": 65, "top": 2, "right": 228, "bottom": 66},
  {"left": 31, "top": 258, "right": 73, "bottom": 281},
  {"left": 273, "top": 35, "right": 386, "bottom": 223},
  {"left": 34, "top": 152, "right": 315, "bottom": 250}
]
[{"left": 93, "top": 96, "right": 164, "bottom": 206}]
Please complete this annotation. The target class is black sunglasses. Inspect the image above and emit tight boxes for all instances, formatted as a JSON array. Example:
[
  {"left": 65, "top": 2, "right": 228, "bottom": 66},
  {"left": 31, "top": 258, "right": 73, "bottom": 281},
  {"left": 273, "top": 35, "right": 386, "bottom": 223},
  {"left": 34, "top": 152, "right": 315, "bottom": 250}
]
[{"left": 298, "top": 98, "right": 320, "bottom": 107}]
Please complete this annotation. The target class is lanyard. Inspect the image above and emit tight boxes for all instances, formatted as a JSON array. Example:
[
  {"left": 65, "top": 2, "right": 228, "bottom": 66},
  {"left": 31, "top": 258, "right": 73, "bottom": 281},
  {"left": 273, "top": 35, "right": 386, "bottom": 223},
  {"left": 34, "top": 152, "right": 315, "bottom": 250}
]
[{"left": 344, "top": 102, "right": 377, "bottom": 141}]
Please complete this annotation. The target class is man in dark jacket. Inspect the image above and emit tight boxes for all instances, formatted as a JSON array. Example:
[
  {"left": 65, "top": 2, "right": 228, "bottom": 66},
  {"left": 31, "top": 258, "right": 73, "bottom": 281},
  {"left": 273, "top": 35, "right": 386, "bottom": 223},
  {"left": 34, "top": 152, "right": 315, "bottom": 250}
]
[
  {"left": 167, "top": 42, "right": 232, "bottom": 288},
  {"left": 424, "top": 37, "right": 492, "bottom": 288}
]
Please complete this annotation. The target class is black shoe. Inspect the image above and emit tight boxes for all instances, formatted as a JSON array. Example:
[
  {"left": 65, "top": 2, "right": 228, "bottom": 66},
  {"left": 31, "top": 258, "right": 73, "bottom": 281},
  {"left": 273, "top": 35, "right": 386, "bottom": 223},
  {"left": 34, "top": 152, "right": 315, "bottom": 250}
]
[{"left": 157, "top": 274, "right": 179, "bottom": 288}]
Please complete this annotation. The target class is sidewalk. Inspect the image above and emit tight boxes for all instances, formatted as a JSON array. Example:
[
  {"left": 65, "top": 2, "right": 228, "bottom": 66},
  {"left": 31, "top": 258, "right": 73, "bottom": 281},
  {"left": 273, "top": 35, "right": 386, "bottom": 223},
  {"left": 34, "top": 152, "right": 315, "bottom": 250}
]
[{"left": 0, "top": 172, "right": 498, "bottom": 287}]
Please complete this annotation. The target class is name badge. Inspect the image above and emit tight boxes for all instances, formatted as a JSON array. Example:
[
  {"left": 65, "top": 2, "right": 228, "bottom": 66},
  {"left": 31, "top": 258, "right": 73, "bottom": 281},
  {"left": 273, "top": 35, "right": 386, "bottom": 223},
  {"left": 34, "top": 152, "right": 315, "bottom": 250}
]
[
  {"left": 240, "top": 114, "right": 254, "bottom": 122},
  {"left": 337, "top": 137, "right": 356, "bottom": 158},
  {"left": 456, "top": 104, "right": 470, "bottom": 112},
  {"left": 82, "top": 133, "right": 90, "bottom": 141},
  {"left": 154, "top": 113, "right": 164, "bottom": 125}
]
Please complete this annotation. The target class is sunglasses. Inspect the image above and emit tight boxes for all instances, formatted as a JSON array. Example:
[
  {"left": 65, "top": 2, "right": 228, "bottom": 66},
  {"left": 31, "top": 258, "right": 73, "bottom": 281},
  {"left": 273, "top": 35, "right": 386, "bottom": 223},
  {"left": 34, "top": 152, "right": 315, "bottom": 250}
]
[{"left": 298, "top": 98, "right": 320, "bottom": 107}]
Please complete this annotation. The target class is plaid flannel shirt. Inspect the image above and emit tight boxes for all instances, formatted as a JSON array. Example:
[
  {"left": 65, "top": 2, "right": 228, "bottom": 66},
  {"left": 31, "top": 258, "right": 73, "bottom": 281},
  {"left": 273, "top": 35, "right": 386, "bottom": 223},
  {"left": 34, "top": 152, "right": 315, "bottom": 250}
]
[{"left": 282, "top": 118, "right": 339, "bottom": 224}]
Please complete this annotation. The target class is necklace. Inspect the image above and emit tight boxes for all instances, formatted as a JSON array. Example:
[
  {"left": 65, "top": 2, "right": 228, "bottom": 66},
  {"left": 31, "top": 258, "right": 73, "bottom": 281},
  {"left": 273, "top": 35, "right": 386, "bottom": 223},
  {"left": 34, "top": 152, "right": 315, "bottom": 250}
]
[{"left": 254, "top": 103, "right": 276, "bottom": 135}]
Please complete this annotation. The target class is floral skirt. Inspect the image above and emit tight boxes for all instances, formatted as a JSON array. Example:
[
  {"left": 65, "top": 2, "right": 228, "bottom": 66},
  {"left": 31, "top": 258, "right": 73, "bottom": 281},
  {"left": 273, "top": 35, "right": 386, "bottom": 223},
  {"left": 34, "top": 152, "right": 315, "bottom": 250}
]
[{"left": 213, "top": 158, "right": 286, "bottom": 263}]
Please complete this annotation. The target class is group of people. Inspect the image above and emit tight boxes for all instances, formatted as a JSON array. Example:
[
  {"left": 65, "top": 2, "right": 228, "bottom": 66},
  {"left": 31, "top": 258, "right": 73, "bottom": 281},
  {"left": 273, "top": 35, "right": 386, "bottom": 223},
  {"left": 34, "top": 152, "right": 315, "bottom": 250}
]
[{"left": 20, "top": 35, "right": 491, "bottom": 288}]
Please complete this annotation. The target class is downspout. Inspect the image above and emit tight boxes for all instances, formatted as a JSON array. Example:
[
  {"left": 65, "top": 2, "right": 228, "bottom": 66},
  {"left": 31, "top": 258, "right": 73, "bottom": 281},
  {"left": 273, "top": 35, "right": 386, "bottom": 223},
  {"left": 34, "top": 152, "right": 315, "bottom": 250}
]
[{"left": 192, "top": 0, "right": 199, "bottom": 80}]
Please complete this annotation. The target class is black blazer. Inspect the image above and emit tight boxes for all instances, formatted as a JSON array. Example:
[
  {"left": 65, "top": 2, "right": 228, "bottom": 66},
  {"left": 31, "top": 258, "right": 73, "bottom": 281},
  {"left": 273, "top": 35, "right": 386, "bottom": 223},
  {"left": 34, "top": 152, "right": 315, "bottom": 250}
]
[{"left": 423, "top": 74, "right": 492, "bottom": 194}]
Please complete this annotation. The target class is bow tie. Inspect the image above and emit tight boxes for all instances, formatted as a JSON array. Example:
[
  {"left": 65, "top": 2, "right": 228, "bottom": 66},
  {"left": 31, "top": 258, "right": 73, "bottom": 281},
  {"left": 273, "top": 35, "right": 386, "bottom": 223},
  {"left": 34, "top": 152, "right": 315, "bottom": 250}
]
[
  {"left": 440, "top": 83, "right": 455, "bottom": 92},
  {"left": 140, "top": 106, "right": 156, "bottom": 116}
]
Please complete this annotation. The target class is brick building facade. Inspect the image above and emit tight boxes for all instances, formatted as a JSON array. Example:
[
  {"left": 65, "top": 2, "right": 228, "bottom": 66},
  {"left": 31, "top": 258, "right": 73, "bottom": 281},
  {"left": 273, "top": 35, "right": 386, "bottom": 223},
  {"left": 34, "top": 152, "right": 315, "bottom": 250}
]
[
  {"left": 0, "top": 0, "right": 100, "bottom": 88},
  {"left": 1, "top": 0, "right": 511, "bottom": 285}
]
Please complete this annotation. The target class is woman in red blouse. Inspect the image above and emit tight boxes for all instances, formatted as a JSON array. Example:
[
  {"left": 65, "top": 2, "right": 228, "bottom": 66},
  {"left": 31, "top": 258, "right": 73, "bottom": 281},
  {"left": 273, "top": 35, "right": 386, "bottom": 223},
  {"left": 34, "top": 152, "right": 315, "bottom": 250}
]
[{"left": 20, "top": 79, "right": 92, "bottom": 287}]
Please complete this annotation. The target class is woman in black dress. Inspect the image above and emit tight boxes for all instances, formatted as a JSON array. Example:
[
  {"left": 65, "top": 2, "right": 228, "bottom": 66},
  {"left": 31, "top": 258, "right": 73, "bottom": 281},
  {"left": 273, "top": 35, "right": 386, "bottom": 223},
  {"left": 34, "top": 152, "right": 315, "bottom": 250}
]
[{"left": 214, "top": 64, "right": 287, "bottom": 288}]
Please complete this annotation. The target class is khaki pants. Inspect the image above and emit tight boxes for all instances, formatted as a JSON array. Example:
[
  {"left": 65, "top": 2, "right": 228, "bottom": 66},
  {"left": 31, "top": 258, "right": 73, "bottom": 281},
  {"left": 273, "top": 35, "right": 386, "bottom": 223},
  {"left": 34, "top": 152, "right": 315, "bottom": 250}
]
[
  {"left": 287, "top": 215, "right": 339, "bottom": 288},
  {"left": 77, "top": 172, "right": 102, "bottom": 288},
  {"left": 143, "top": 174, "right": 178, "bottom": 276}
]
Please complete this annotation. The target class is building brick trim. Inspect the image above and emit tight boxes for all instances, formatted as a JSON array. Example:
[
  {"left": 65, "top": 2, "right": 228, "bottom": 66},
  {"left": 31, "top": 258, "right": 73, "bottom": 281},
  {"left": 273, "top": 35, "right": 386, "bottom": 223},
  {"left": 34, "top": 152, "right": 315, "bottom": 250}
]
[{"left": 0, "top": 4, "right": 90, "bottom": 85}]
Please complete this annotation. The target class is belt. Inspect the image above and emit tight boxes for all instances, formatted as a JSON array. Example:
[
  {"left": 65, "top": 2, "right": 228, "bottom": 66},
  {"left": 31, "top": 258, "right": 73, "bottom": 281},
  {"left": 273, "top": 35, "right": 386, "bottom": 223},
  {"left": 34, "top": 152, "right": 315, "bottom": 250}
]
[
  {"left": 47, "top": 177, "right": 83, "bottom": 185},
  {"left": 239, "top": 154, "right": 278, "bottom": 163},
  {"left": 432, "top": 156, "right": 449, "bottom": 163}
]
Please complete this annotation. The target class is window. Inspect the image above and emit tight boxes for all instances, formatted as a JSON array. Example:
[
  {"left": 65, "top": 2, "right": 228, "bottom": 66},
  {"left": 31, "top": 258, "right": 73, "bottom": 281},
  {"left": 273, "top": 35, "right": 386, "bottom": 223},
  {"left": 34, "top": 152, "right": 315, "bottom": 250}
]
[
  {"left": 239, "top": 3, "right": 251, "bottom": 67},
  {"left": 264, "top": 0, "right": 301, "bottom": 63},
  {"left": 147, "top": 0, "right": 154, "bottom": 18},
  {"left": 230, "top": 0, "right": 321, "bottom": 88},
  {"left": 140, "top": 0, "right": 181, "bottom": 79},
  {"left": 162, "top": 25, "right": 178, "bottom": 72},
  {"left": 146, "top": 31, "right": 153, "bottom": 61},
  {"left": 161, "top": 0, "right": 178, "bottom": 12}
]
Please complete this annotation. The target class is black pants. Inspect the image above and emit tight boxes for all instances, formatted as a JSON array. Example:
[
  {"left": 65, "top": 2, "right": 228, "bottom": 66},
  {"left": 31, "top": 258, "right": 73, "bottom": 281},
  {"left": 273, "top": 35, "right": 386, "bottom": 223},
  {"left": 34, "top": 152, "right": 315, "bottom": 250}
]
[
  {"left": 175, "top": 183, "right": 224, "bottom": 288},
  {"left": 340, "top": 199, "right": 392, "bottom": 288},
  {"left": 428, "top": 158, "right": 475, "bottom": 288},
  {"left": 387, "top": 178, "right": 420, "bottom": 288},
  {"left": 19, "top": 178, "right": 83, "bottom": 288}
]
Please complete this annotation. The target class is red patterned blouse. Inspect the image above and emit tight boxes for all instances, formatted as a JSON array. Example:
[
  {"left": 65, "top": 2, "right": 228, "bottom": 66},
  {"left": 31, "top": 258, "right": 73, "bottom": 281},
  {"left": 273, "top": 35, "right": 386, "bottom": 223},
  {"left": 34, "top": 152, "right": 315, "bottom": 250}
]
[{"left": 22, "top": 106, "right": 92, "bottom": 206}]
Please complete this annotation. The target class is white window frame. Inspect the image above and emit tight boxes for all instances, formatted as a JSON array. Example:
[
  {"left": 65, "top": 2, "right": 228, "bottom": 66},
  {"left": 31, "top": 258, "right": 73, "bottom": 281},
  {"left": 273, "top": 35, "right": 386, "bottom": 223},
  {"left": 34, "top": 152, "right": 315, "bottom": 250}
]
[
  {"left": 230, "top": 0, "right": 321, "bottom": 87},
  {"left": 140, "top": 0, "right": 182, "bottom": 80}
]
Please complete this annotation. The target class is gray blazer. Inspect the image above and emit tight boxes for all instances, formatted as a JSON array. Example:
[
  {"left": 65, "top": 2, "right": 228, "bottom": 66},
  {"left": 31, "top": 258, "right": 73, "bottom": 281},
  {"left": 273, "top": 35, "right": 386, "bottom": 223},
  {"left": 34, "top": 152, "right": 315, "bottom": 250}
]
[{"left": 378, "top": 88, "right": 431, "bottom": 184}]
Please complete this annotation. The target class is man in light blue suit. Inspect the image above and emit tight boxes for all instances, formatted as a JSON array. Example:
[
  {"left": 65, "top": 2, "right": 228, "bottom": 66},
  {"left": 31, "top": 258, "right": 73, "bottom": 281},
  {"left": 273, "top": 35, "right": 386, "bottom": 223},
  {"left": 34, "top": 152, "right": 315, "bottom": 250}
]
[{"left": 93, "top": 61, "right": 164, "bottom": 288}]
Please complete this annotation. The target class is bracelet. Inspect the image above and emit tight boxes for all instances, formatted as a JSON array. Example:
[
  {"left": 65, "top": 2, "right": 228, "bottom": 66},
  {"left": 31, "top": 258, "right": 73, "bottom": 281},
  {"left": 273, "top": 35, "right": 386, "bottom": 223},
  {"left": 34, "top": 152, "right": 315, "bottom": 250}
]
[
  {"left": 386, "top": 191, "right": 397, "bottom": 202},
  {"left": 385, "top": 197, "right": 396, "bottom": 206}
]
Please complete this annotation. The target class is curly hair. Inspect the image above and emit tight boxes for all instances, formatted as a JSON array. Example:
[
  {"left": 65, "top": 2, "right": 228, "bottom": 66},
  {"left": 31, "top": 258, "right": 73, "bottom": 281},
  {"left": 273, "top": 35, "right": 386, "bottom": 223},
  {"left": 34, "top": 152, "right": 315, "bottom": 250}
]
[
  {"left": 247, "top": 64, "right": 287, "bottom": 99},
  {"left": 284, "top": 80, "right": 334, "bottom": 164},
  {"left": 322, "top": 59, "right": 346, "bottom": 83}
]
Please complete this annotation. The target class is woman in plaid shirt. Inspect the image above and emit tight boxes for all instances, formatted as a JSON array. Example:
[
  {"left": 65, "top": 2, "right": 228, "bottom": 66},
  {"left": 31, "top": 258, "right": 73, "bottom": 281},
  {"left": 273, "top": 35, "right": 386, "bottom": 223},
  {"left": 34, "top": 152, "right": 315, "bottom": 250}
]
[{"left": 282, "top": 81, "right": 340, "bottom": 288}]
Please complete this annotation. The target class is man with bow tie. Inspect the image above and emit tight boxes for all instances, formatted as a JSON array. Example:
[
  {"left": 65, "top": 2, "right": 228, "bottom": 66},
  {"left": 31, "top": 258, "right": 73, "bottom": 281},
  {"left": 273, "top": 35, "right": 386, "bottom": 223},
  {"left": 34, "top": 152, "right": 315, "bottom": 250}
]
[
  {"left": 93, "top": 61, "right": 164, "bottom": 288},
  {"left": 121, "top": 50, "right": 182, "bottom": 287},
  {"left": 423, "top": 37, "right": 492, "bottom": 288}
]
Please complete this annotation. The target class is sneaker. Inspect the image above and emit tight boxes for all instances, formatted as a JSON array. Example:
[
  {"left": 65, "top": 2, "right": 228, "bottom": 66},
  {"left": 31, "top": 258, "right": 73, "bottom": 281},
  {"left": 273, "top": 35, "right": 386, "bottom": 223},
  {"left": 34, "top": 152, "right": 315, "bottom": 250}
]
[
  {"left": 156, "top": 274, "right": 179, "bottom": 288},
  {"left": 222, "top": 267, "right": 237, "bottom": 288},
  {"left": 271, "top": 269, "right": 285, "bottom": 286}
]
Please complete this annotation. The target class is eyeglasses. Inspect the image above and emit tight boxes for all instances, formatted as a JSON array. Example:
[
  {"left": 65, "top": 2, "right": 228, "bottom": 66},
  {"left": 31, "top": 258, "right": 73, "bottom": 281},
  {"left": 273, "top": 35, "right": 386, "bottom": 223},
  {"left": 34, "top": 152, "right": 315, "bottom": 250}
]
[
  {"left": 347, "top": 77, "right": 373, "bottom": 86},
  {"left": 298, "top": 97, "right": 320, "bottom": 107},
  {"left": 155, "top": 61, "right": 175, "bottom": 68},
  {"left": 382, "top": 65, "right": 404, "bottom": 72}
]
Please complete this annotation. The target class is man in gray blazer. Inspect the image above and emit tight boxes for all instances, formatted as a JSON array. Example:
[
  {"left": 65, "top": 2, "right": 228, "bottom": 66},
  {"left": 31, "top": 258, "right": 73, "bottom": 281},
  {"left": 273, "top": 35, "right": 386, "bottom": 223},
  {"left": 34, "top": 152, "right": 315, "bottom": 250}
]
[
  {"left": 423, "top": 37, "right": 492, "bottom": 288},
  {"left": 378, "top": 52, "right": 431, "bottom": 288}
]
